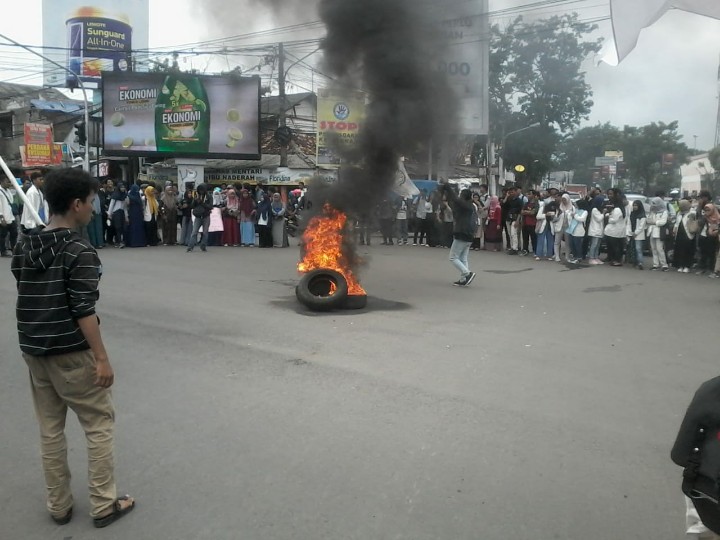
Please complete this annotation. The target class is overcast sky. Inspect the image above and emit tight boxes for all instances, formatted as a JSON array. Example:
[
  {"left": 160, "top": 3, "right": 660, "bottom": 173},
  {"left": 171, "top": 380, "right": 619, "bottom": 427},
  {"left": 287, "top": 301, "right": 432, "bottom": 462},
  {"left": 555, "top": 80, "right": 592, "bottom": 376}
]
[{"left": 0, "top": 0, "right": 718, "bottom": 150}]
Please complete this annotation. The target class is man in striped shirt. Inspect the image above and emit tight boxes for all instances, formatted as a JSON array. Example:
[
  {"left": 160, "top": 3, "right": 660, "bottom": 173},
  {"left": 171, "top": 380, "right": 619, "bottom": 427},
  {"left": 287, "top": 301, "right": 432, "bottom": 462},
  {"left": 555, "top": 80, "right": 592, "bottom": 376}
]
[{"left": 11, "top": 168, "right": 135, "bottom": 529}]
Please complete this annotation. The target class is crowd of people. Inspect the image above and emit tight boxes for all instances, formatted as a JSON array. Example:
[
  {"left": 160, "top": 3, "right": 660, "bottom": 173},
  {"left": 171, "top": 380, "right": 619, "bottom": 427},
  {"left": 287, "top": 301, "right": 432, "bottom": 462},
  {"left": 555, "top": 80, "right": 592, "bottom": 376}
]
[
  {"left": 0, "top": 174, "right": 305, "bottom": 255},
  {"left": 366, "top": 184, "right": 720, "bottom": 278}
]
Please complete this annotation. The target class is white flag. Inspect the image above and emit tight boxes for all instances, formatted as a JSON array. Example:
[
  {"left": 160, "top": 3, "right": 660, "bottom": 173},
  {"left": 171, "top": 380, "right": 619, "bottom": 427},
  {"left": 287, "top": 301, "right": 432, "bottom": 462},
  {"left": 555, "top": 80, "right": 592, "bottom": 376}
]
[
  {"left": 606, "top": 0, "right": 720, "bottom": 65},
  {"left": 392, "top": 158, "right": 420, "bottom": 199}
]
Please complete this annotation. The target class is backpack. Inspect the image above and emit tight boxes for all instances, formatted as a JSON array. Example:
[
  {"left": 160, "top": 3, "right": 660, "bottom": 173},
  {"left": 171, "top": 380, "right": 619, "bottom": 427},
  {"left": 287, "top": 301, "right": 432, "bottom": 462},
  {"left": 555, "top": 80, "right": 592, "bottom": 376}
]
[{"left": 671, "top": 376, "right": 720, "bottom": 534}]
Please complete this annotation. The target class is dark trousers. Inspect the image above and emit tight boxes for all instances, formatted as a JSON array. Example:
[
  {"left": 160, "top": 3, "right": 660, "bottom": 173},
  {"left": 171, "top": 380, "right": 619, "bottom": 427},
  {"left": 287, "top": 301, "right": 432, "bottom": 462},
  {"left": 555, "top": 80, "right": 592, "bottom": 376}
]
[
  {"left": 606, "top": 236, "right": 624, "bottom": 264},
  {"left": 674, "top": 234, "right": 695, "bottom": 269},
  {"left": 698, "top": 236, "right": 718, "bottom": 271},
  {"left": 380, "top": 219, "right": 394, "bottom": 244},
  {"left": 144, "top": 217, "right": 158, "bottom": 246},
  {"left": 522, "top": 225, "right": 537, "bottom": 253},
  {"left": 0, "top": 221, "right": 18, "bottom": 253},
  {"left": 110, "top": 211, "right": 126, "bottom": 245},
  {"left": 414, "top": 217, "right": 431, "bottom": 245}
]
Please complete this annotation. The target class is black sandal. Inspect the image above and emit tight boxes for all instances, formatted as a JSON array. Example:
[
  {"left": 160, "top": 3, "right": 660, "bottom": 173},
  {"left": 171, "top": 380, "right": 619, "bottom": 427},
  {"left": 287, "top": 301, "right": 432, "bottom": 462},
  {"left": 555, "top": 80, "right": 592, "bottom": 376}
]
[
  {"left": 93, "top": 495, "right": 135, "bottom": 528},
  {"left": 51, "top": 507, "right": 73, "bottom": 525}
]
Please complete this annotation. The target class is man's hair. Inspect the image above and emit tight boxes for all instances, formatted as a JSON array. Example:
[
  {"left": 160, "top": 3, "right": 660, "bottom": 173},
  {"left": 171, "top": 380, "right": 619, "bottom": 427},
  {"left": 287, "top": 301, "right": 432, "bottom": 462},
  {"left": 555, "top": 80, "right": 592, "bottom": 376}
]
[
  {"left": 30, "top": 171, "right": 43, "bottom": 182},
  {"left": 699, "top": 190, "right": 712, "bottom": 200},
  {"left": 44, "top": 168, "right": 99, "bottom": 215},
  {"left": 460, "top": 188, "right": 472, "bottom": 201}
]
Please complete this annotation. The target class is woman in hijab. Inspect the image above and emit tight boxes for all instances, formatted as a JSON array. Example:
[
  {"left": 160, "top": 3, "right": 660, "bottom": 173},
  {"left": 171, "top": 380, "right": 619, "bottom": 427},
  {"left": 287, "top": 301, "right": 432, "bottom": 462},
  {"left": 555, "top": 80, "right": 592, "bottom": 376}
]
[
  {"left": 160, "top": 186, "right": 178, "bottom": 245},
  {"left": 270, "top": 192, "right": 288, "bottom": 247},
  {"left": 587, "top": 195, "right": 606, "bottom": 264},
  {"left": 603, "top": 190, "right": 627, "bottom": 266},
  {"left": 126, "top": 184, "right": 147, "bottom": 247},
  {"left": 484, "top": 195, "right": 503, "bottom": 251},
  {"left": 256, "top": 193, "right": 273, "bottom": 248},
  {"left": 627, "top": 200, "right": 647, "bottom": 270},
  {"left": 87, "top": 191, "right": 104, "bottom": 248},
  {"left": 222, "top": 188, "right": 240, "bottom": 246},
  {"left": 143, "top": 186, "right": 160, "bottom": 246},
  {"left": 673, "top": 199, "right": 697, "bottom": 273},
  {"left": 566, "top": 199, "right": 589, "bottom": 263},
  {"left": 107, "top": 182, "right": 129, "bottom": 248},
  {"left": 551, "top": 193, "right": 573, "bottom": 262},
  {"left": 646, "top": 196, "right": 669, "bottom": 271},
  {"left": 698, "top": 203, "right": 720, "bottom": 275},
  {"left": 238, "top": 189, "right": 256, "bottom": 246}
]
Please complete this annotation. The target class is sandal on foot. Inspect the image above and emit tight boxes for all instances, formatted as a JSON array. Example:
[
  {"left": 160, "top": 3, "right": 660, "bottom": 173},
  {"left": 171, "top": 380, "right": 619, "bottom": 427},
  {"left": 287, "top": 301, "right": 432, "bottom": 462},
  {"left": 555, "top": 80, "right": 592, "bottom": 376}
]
[
  {"left": 51, "top": 507, "right": 73, "bottom": 525},
  {"left": 93, "top": 495, "right": 135, "bottom": 528}
]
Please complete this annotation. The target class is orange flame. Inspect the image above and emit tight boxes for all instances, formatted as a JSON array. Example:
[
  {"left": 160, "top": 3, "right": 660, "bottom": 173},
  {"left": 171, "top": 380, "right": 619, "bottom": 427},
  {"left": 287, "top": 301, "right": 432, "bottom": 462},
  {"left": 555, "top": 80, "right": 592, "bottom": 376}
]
[{"left": 298, "top": 204, "right": 366, "bottom": 295}]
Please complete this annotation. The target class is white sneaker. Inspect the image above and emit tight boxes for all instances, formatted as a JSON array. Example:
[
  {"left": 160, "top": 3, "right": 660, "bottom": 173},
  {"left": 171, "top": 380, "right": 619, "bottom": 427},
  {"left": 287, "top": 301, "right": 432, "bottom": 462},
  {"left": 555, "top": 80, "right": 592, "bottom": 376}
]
[{"left": 683, "top": 267, "right": 689, "bottom": 273}]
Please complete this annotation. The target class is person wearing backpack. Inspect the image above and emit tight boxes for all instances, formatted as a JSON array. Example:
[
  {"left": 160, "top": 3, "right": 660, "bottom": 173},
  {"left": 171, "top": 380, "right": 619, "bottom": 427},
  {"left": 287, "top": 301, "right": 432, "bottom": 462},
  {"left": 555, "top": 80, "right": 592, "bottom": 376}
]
[
  {"left": 439, "top": 183, "right": 476, "bottom": 286},
  {"left": 186, "top": 183, "right": 213, "bottom": 252}
]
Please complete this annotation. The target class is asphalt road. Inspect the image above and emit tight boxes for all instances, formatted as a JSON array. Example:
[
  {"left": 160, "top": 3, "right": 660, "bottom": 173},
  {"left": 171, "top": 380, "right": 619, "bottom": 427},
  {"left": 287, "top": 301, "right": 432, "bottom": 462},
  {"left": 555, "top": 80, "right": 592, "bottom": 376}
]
[{"left": 1, "top": 240, "right": 718, "bottom": 540}]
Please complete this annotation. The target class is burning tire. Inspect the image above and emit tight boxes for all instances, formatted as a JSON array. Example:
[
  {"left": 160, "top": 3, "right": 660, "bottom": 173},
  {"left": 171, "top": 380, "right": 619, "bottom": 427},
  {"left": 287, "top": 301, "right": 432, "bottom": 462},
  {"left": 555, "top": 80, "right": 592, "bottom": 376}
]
[{"left": 296, "top": 269, "right": 349, "bottom": 311}]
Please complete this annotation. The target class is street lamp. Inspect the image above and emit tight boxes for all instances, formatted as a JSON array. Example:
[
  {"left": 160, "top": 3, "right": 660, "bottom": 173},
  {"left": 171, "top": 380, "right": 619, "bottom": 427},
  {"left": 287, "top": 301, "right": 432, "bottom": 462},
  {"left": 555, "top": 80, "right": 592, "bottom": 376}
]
[{"left": 0, "top": 33, "right": 90, "bottom": 172}]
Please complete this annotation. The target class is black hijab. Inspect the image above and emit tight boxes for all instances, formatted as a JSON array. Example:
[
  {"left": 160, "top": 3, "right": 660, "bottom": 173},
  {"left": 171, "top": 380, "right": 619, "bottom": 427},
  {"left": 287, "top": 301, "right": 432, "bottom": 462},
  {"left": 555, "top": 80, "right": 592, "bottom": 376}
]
[{"left": 630, "top": 201, "right": 645, "bottom": 231}]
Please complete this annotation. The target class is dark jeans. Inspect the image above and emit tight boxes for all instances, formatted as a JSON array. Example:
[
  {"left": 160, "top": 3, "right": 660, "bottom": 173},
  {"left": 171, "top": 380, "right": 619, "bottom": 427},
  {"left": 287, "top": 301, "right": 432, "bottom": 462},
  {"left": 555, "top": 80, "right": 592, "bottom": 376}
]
[
  {"left": 187, "top": 216, "right": 210, "bottom": 249},
  {"left": 522, "top": 225, "right": 537, "bottom": 253}
]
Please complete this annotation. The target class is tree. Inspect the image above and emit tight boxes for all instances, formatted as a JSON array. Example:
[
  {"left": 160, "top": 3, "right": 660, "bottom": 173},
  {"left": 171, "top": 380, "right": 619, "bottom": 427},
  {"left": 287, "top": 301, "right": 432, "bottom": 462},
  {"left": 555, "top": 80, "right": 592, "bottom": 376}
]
[
  {"left": 622, "top": 121, "right": 689, "bottom": 194},
  {"left": 490, "top": 14, "right": 603, "bottom": 185},
  {"left": 556, "top": 123, "right": 623, "bottom": 185}
]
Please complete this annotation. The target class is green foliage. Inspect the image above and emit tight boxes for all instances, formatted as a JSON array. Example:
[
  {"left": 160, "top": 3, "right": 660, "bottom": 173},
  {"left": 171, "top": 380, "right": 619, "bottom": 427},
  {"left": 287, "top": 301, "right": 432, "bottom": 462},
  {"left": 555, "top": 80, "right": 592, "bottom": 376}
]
[
  {"left": 709, "top": 146, "right": 720, "bottom": 172},
  {"left": 490, "top": 14, "right": 603, "bottom": 185},
  {"left": 556, "top": 123, "right": 623, "bottom": 183},
  {"left": 622, "top": 121, "right": 689, "bottom": 193},
  {"left": 559, "top": 121, "right": 691, "bottom": 193}
]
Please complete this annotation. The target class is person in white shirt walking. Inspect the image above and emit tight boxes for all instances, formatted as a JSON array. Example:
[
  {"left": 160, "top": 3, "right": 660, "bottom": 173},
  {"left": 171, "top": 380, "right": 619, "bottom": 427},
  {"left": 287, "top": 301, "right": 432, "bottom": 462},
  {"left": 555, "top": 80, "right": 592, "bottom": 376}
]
[
  {"left": 20, "top": 172, "right": 48, "bottom": 232},
  {"left": 0, "top": 175, "right": 17, "bottom": 256}
]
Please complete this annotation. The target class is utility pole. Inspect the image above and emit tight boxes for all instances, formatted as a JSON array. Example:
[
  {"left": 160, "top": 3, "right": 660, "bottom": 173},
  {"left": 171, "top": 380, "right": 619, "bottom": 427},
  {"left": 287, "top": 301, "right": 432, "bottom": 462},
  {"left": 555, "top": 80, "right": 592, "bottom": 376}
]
[{"left": 278, "top": 42, "right": 287, "bottom": 168}]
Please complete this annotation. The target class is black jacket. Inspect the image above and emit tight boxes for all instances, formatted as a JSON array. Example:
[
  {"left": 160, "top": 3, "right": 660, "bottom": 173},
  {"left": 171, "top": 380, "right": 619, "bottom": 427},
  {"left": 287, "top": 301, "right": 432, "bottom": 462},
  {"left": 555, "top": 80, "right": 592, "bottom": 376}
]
[{"left": 441, "top": 185, "right": 475, "bottom": 242}]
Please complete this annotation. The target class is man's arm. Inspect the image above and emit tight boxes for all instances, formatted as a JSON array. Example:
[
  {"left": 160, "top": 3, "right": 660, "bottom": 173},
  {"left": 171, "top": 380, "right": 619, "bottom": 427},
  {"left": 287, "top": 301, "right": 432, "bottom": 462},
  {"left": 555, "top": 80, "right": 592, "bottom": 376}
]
[{"left": 77, "top": 316, "right": 113, "bottom": 388}]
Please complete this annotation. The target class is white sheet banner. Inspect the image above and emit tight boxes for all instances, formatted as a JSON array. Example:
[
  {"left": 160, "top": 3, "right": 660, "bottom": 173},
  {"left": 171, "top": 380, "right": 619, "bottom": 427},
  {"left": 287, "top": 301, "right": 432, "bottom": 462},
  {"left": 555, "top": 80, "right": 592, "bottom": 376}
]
[{"left": 607, "top": 0, "right": 720, "bottom": 64}]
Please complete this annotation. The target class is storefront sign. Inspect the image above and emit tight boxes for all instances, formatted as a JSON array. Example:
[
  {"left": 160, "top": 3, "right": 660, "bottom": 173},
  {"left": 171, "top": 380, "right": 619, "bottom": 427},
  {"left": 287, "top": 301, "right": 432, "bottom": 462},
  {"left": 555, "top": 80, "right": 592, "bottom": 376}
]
[
  {"left": 23, "top": 123, "right": 55, "bottom": 166},
  {"left": 316, "top": 88, "right": 366, "bottom": 167}
]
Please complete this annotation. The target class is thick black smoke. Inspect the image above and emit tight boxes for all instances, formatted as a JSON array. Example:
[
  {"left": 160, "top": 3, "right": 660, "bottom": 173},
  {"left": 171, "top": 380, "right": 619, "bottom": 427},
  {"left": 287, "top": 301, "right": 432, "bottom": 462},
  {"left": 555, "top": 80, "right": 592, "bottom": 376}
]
[{"left": 310, "top": 0, "right": 457, "bottom": 218}]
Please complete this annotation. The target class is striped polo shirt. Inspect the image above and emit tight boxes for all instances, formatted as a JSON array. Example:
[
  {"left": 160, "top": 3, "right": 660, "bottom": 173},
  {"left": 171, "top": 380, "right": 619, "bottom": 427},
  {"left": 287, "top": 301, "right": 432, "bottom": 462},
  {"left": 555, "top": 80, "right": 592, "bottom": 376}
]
[{"left": 11, "top": 228, "right": 101, "bottom": 356}]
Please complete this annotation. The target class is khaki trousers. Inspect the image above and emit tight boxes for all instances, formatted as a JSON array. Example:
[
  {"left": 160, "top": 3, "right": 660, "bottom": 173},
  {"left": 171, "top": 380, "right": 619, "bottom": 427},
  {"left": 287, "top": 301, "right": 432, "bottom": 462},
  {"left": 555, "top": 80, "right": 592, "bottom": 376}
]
[{"left": 24, "top": 349, "right": 116, "bottom": 518}]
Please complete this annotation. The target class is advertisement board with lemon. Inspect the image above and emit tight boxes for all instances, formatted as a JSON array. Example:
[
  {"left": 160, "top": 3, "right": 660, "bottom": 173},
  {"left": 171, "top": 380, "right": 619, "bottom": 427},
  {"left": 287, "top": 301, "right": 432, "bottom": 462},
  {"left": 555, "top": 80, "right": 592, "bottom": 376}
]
[{"left": 102, "top": 72, "right": 261, "bottom": 159}]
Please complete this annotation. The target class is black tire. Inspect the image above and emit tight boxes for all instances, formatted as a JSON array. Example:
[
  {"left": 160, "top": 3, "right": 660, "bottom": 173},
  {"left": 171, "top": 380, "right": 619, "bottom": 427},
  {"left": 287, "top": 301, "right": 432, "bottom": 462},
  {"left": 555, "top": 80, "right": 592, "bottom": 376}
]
[
  {"left": 342, "top": 295, "right": 367, "bottom": 310},
  {"left": 296, "top": 269, "right": 349, "bottom": 311}
]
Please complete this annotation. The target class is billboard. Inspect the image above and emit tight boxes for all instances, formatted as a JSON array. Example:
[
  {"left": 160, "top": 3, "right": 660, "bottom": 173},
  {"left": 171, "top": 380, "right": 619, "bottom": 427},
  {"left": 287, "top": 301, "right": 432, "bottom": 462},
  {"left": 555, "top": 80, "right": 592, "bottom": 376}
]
[
  {"left": 42, "top": 0, "right": 149, "bottom": 87},
  {"left": 316, "top": 88, "right": 366, "bottom": 167},
  {"left": 102, "top": 72, "right": 261, "bottom": 159},
  {"left": 432, "top": 0, "right": 490, "bottom": 135},
  {"left": 23, "top": 123, "right": 55, "bottom": 167}
]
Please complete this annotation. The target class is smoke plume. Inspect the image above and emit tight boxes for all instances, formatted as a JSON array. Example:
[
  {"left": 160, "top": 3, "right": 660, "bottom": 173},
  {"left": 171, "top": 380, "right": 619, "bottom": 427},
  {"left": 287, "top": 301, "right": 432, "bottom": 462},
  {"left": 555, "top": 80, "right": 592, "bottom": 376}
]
[
  {"left": 311, "top": 0, "right": 457, "bottom": 216},
  {"left": 197, "top": 1, "right": 320, "bottom": 38}
]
